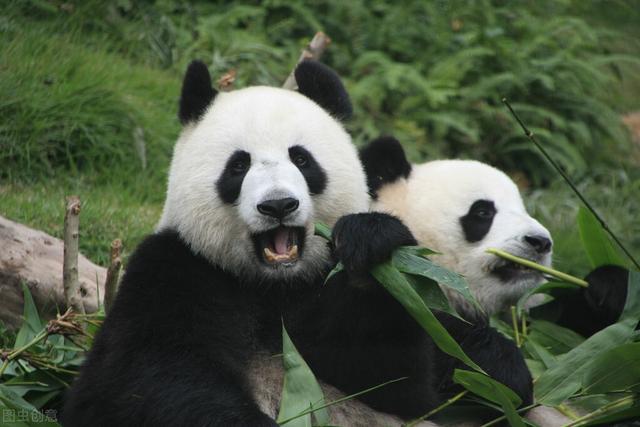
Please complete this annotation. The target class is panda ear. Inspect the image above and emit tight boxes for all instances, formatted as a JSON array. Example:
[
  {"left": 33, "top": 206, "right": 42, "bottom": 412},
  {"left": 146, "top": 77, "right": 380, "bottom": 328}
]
[
  {"left": 179, "top": 60, "right": 218, "bottom": 125},
  {"left": 294, "top": 60, "right": 352, "bottom": 121},
  {"left": 359, "top": 136, "right": 412, "bottom": 197}
]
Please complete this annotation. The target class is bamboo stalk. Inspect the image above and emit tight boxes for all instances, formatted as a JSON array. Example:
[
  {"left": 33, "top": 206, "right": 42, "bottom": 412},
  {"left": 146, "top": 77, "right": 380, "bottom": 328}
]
[
  {"left": 104, "top": 238, "right": 122, "bottom": 313},
  {"left": 282, "top": 31, "right": 332, "bottom": 90},
  {"left": 486, "top": 248, "right": 588, "bottom": 287},
  {"left": 63, "top": 196, "right": 85, "bottom": 314},
  {"left": 502, "top": 98, "right": 640, "bottom": 271}
]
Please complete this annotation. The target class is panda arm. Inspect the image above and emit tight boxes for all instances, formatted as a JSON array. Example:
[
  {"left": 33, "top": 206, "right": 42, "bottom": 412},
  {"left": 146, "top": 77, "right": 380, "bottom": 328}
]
[
  {"left": 436, "top": 314, "right": 533, "bottom": 406},
  {"left": 550, "top": 265, "right": 629, "bottom": 337},
  {"left": 63, "top": 231, "right": 277, "bottom": 427},
  {"left": 294, "top": 213, "right": 440, "bottom": 418}
]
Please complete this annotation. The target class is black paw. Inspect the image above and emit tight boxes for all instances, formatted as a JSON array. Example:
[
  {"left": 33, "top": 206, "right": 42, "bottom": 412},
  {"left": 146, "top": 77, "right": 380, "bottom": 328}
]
[
  {"left": 332, "top": 212, "right": 417, "bottom": 273},
  {"left": 584, "top": 265, "right": 629, "bottom": 325},
  {"left": 457, "top": 325, "right": 533, "bottom": 406}
]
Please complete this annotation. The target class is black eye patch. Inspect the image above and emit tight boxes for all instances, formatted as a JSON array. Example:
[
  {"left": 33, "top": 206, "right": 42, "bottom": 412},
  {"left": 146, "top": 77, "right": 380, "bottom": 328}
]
[
  {"left": 288, "top": 145, "right": 327, "bottom": 195},
  {"left": 459, "top": 199, "right": 496, "bottom": 243},
  {"left": 216, "top": 150, "right": 251, "bottom": 204}
]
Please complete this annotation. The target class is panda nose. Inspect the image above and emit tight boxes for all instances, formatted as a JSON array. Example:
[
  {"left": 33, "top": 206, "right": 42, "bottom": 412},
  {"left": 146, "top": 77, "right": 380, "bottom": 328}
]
[
  {"left": 257, "top": 198, "right": 299, "bottom": 220},
  {"left": 524, "top": 235, "right": 553, "bottom": 254}
]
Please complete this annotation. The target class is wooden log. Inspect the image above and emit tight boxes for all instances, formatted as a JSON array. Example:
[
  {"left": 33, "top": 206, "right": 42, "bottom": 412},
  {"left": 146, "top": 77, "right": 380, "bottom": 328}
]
[
  {"left": 0, "top": 215, "right": 105, "bottom": 330},
  {"left": 104, "top": 238, "right": 122, "bottom": 313}
]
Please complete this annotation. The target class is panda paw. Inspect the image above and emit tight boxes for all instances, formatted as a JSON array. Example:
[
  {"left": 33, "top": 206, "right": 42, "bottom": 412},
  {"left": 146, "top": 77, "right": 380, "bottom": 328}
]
[
  {"left": 584, "top": 265, "right": 629, "bottom": 324},
  {"left": 332, "top": 212, "right": 417, "bottom": 273}
]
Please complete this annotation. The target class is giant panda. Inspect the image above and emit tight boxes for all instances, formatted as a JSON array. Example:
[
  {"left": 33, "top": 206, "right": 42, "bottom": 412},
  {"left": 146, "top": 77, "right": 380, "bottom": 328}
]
[
  {"left": 360, "top": 136, "right": 630, "bottom": 334},
  {"left": 62, "top": 61, "right": 444, "bottom": 427},
  {"left": 358, "top": 136, "right": 632, "bottom": 407}
]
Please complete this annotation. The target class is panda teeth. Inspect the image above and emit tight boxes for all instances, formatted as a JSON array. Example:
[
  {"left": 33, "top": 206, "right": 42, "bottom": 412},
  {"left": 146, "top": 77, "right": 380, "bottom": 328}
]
[{"left": 263, "top": 245, "right": 299, "bottom": 264}]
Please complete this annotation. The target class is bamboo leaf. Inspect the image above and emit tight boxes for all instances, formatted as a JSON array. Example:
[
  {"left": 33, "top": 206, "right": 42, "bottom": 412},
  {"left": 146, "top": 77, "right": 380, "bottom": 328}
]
[
  {"left": 534, "top": 318, "right": 636, "bottom": 405},
  {"left": 392, "top": 249, "right": 481, "bottom": 312},
  {"left": 14, "top": 283, "right": 45, "bottom": 349},
  {"left": 452, "top": 370, "right": 525, "bottom": 427},
  {"left": 581, "top": 343, "right": 640, "bottom": 394},
  {"left": 577, "top": 206, "right": 627, "bottom": 269},
  {"left": 371, "top": 263, "right": 483, "bottom": 372},
  {"left": 277, "top": 324, "right": 329, "bottom": 427}
]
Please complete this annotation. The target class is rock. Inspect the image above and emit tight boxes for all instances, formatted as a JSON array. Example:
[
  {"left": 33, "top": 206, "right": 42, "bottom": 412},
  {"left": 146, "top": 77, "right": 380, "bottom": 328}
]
[{"left": 0, "top": 215, "right": 106, "bottom": 330}]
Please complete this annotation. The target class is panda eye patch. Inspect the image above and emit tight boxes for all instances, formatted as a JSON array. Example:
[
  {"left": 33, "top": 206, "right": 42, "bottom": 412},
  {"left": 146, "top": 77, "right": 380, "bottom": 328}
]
[
  {"left": 460, "top": 199, "right": 496, "bottom": 243},
  {"left": 216, "top": 150, "right": 251, "bottom": 204},
  {"left": 288, "top": 145, "right": 327, "bottom": 195}
]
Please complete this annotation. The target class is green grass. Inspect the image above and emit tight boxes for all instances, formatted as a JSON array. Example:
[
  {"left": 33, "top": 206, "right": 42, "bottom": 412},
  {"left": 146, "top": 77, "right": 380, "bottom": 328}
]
[{"left": 0, "top": 177, "right": 162, "bottom": 266}]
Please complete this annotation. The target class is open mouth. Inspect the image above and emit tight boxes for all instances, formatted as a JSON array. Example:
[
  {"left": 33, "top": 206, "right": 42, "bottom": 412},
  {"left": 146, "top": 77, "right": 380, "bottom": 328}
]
[{"left": 252, "top": 226, "right": 305, "bottom": 266}]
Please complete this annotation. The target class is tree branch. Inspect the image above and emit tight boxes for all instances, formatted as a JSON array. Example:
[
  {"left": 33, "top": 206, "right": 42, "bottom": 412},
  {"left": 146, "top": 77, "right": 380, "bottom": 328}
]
[{"left": 282, "top": 31, "right": 331, "bottom": 90}]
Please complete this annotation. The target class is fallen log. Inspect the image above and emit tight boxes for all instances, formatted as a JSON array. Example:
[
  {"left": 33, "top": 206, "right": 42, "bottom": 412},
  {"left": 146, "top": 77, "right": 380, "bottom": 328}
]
[{"left": 0, "top": 215, "right": 105, "bottom": 330}]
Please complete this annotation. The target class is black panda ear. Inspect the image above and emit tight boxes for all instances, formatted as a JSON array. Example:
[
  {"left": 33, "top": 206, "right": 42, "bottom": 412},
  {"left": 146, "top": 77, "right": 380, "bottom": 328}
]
[
  {"left": 294, "top": 60, "right": 352, "bottom": 121},
  {"left": 359, "top": 136, "right": 412, "bottom": 198},
  {"left": 179, "top": 60, "right": 218, "bottom": 125}
]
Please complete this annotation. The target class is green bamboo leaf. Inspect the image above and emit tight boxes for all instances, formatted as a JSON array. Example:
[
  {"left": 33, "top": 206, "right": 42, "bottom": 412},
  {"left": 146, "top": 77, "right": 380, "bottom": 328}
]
[
  {"left": 577, "top": 206, "right": 627, "bottom": 269},
  {"left": 324, "top": 262, "right": 344, "bottom": 285},
  {"left": 515, "top": 281, "right": 579, "bottom": 318},
  {"left": 371, "top": 263, "right": 483, "bottom": 372},
  {"left": 527, "top": 320, "right": 585, "bottom": 355},
  {"left": 404, "top": 274, "right": 465, "bottom": 321},
  {"left": 534, "top": 318, "right": 636, "bottom": 405},
  {"left": 0, "top": 384, "right": 61, "bottom": 426},
  {"left": 392, "top": 249, "right": 481, "bottom": 312},
  {"left": 277, "top": 324, "right": 329, "bottom": 427},
  {"left": 452, "top": 370, "right": 525, "bottom": 427},
  {"left": 620, "top": 270, "right": 640, "bottom": 323},
  {"left": 313, "top": 222, "right": 332, "bottom": 242},
  {"left": 14, "top": 283, "right": 45, "bottom": 349},
  {"left": 582, "top": 343, "right": 640, "bottom": 394}
]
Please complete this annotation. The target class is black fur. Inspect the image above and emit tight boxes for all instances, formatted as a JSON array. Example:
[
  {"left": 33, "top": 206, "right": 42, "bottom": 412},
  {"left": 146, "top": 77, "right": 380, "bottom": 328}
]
[
  {"left": 549, "top": 265, "right": 630, "bottom": 337},
  {"left": 295, "top": 213, "right": 532, "bottom": 416},
  {"left": 62, "top": 230, "right": 281, "bottom": 427},
  {"left": 293, "top": 212, "right": 440, "bottom": 417},
  {"left": 332, "top": 212, "right": 417, "bottom": 273},
  {"left": 359, "top": 136, "right": 412, "bottom": 198},
  {"left": 294, "top": 60, "right": 352, "bottom": 121},
  {"left": 460, "top": 200, "right": 497, "bottom": 243},
  {"left": 288, "top": 145, "right": 327, "bottom": 195},
  {"left": 436, "top": 314, "right": 533, "bottom": 406},
  {"left": 216, "top": 150, "right": 251, "bottom": 204},
  {"left": 179, "top": 60, "right": 217, "bottom": 125}
]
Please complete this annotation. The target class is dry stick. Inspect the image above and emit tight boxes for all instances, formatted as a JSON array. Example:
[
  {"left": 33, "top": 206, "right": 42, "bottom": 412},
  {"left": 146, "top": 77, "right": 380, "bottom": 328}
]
[
  {"left": 63, "top": 196, "right": 85, "bottom": 314},
  {"left": 104, "top": 238, "right": 123, "bottom": 313},
  {"left": 502, "top": 98, "right": 640, "bottom": 271},
  {"left": 282, "top": 31, "right": 332, "bottom": 90}
]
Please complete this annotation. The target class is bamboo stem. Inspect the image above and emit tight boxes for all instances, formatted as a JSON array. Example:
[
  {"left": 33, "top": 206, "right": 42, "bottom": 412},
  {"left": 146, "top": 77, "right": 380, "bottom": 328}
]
[
  {"left": 282, "top": 31, "right": 332, "bottom": 90},
  {"left": 63, "top": 196, "right": 85, "bottom": 314},
  {"left": 502, "top": 98, "right": 640, "bottom": 271},
  {"left": 104, "top": 238, "right": 122, "bottom": 313},
  {"left": 405, "top": 390, "right": 468, "bottom": 426},
  {"left": 486, "top": 248, "right": 588, "bottom": 288}
]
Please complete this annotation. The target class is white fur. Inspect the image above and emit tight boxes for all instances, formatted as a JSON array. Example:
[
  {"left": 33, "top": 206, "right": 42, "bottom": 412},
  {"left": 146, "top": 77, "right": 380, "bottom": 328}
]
[
  {"left": 373, "top": 160, "right": 552, "bottom": 316},
  {"left": 158, "top": 86, "right": 370, "bottom": 283}
]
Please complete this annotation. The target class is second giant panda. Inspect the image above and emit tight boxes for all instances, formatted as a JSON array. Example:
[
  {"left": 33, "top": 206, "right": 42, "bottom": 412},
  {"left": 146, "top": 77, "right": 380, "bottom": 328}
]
[{"left": 359, "top": 136, "right": 632, "bottom": 410}]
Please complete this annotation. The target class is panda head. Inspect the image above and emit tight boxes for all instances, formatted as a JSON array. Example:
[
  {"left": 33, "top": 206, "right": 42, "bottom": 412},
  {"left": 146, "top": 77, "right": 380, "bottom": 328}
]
[
  {"left": 158, "top": 60, "right": 369, "bottom": 285},
  {"left": 361, "top": 137, "right": 553, "bottom": 316}
]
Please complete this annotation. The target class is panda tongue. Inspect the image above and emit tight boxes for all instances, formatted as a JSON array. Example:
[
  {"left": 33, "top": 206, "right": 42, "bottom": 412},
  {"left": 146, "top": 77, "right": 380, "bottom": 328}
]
[{"left": 273, "top": 228, "right": 290, "bottom": 255}]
